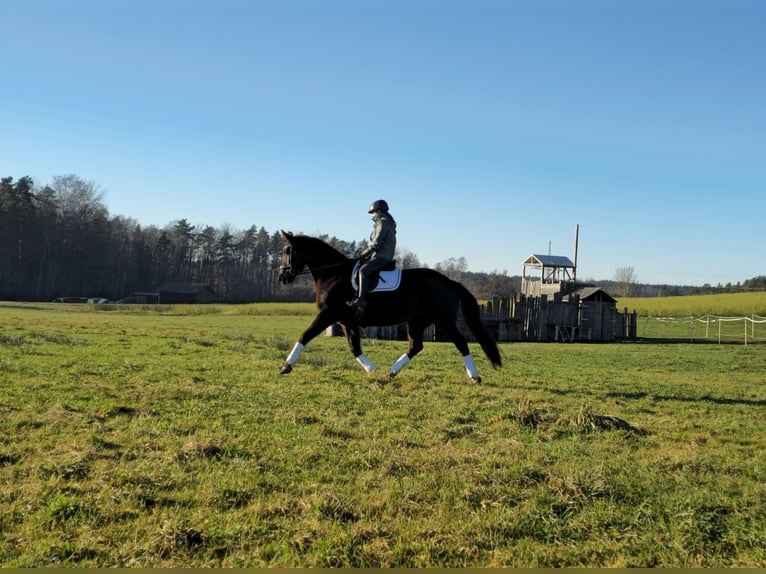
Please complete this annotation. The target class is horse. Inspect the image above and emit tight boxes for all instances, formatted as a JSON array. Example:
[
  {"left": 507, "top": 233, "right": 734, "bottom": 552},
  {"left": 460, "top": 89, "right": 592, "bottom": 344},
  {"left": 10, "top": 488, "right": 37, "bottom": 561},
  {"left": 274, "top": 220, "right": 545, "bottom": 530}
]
[{"left": 277, "top": 230, "right": 502, "bottom": 382}]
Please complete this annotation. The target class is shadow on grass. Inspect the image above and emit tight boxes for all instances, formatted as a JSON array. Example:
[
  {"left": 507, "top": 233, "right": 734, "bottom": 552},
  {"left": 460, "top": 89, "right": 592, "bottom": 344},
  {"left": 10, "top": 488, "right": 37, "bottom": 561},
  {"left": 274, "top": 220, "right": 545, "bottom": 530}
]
[{"left": 530, "top": 385, "right": 766, "bottom": 408}]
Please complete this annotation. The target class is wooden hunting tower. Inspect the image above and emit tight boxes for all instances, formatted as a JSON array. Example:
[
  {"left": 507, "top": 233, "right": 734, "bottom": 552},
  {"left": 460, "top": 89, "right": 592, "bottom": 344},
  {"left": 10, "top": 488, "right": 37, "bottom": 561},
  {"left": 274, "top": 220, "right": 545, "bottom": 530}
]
[{"left": 521, "top": 254, "right": 577, "bottom": 298}]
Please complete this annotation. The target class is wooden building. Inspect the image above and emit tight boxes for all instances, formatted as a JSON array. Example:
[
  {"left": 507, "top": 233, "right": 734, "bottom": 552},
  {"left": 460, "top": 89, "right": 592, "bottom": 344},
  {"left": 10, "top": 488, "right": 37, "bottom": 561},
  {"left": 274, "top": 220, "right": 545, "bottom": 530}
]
[
  {"left": 564, "top": 287, "right": 619, "bottom": 341},
  {"left": 135, "top": 282, "right": 218, "bottom": 304},
  {"left": 514, "top": 252, "right": 634, "bottom": 341}
]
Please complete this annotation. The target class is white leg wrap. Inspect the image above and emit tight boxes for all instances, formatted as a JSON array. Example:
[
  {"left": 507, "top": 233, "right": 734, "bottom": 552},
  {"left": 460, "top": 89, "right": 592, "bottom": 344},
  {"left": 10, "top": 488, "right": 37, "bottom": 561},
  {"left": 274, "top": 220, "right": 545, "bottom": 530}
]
[
  {"left": 463, "top": 355, "right": 479, "bottom": 379},
  {"left": 286, "top": 342, "right": 304, "bottom": 366},
  {"left": 389, "top": 353, "right": 410, "bottom": 376},
  {"left": 356, "top": 354, "right": 377, "bottom": 373}
]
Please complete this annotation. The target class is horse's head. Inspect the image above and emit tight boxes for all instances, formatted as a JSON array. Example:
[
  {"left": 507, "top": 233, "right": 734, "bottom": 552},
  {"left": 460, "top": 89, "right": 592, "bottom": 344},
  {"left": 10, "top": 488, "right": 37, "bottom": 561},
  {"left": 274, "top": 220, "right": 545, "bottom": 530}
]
[
  {"left": 279, "top": 230, "right": 349, "bottom": 285},
  {"left": 278, "top": 230, "right": 305, "bottom": 285}
]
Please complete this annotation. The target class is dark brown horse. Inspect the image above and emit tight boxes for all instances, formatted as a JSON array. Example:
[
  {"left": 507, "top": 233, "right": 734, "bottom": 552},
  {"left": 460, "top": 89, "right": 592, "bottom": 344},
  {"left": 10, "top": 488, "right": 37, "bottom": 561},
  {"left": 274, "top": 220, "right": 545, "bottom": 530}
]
[{"left": 277, "top": 231, "right": 502, "bottom": 382}]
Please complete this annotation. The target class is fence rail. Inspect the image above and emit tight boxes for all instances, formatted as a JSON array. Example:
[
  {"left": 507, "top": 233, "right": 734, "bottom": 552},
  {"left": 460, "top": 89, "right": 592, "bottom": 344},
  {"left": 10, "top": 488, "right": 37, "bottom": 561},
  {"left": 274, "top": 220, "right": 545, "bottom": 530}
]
[
  {"left": 640, "top": 314, "right": 766, "bottom": 344},
  {"left": 327, "top": 295, "right": 636, "bottom": 343}
]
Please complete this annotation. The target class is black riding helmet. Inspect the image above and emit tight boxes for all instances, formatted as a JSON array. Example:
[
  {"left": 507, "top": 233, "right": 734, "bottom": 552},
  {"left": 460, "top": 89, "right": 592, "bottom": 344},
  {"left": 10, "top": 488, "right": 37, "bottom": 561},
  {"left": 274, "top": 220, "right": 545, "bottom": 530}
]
[{"left": 368, "top": 199, "right": 389, "bottom": 213}]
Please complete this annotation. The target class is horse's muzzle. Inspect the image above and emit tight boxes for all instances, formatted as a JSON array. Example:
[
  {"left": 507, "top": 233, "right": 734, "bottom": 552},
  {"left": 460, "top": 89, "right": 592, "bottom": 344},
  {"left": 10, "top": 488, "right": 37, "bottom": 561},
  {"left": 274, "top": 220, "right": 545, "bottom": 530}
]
[{"left": 278, "top": 266, "right": 296, "bottom": 285}]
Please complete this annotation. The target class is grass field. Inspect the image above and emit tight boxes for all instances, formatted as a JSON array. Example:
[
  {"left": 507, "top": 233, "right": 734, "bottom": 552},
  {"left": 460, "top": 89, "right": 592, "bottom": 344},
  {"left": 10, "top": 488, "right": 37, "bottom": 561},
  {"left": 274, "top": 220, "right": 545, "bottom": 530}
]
[
  {"left": 1, "top": 301, "right": 765, "bottom": 567},
  {"left": 617, "top": 292, "right": 766, "bottom": 343},
  {"left": 617, "top": 291, "right": 766, "bottom": 317}
]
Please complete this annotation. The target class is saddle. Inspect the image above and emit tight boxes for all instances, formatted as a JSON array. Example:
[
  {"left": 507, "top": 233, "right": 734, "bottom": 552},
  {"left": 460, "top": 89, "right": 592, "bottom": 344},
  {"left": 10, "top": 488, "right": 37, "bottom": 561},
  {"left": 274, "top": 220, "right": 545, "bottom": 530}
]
[{"left": 351, "top": 260, "right": 402, "bottom": 293}]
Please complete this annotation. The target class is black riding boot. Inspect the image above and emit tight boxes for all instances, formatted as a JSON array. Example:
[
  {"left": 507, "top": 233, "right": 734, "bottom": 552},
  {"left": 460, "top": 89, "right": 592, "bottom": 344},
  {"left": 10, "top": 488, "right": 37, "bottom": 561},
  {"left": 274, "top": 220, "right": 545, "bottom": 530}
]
[{"left": 347, "top": 274, "right": 369, "bottom": 318}]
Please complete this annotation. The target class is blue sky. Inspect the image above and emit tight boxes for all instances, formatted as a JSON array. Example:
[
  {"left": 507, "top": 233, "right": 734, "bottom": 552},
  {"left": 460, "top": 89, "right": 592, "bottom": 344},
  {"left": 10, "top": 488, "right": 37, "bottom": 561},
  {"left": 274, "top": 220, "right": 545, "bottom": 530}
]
[{"left": 2, "top": 0, "right": 764, "bottom": 286}]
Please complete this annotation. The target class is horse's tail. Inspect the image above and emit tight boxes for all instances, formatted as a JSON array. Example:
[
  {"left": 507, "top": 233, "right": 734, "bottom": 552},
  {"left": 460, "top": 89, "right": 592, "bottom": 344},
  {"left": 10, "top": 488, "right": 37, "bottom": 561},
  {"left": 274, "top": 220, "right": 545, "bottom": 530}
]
[{"left": 454, "top": 281, "right": 502, "bottom": 369}]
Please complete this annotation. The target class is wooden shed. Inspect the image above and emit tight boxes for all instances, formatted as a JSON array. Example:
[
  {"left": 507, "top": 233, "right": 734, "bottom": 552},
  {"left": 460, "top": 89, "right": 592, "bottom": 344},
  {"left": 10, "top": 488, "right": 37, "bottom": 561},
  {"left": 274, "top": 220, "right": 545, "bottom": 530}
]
[
  {"left": 563, "top": 287, "right": 619, "bottom": 341},
  {"left": 135, "top": 282, "right": 218, "bottom": 304}
]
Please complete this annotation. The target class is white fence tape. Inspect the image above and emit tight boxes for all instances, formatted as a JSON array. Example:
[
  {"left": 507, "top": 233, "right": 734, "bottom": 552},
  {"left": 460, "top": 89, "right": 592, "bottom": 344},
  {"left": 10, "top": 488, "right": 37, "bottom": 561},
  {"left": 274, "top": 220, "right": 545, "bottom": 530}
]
[{"left": 641, "top": 314, "right": 766, "bottom": 344}]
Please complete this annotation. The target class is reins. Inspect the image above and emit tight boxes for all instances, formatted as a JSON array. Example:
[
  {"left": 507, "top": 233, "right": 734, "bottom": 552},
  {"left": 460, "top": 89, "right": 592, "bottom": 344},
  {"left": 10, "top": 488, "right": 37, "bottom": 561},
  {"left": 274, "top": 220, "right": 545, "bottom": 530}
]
[
  {"left": 280, "top": 253, "right": 350, "bottom": 278},
  {"left": 311, "top": 261, "right": 351, "bottom": 272}
]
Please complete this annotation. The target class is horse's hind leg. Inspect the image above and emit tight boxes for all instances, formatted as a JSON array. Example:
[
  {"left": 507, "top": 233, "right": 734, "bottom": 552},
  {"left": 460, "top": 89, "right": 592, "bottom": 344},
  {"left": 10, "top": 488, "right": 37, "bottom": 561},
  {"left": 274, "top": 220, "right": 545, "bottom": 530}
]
[
  {"left": 344, "top": 323, "right": 377, "bottom": 373},
  {"left": 437, "top": 321, "right": 482, "bottom": 383},
  {"left": 389, "top": 319, "right": 428, "bottom": 378}
]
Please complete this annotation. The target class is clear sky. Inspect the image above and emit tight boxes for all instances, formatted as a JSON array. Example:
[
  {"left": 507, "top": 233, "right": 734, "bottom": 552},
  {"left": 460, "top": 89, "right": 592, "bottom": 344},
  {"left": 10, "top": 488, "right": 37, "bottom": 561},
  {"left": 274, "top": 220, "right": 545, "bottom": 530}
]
[{"left": 2, "top": 0, "right": 764, "bottom": 286}]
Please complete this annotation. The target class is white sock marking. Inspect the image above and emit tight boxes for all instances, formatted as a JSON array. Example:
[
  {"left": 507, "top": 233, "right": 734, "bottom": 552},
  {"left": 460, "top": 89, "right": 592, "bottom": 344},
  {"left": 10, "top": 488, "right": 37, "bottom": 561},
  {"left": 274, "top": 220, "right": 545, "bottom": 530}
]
[
  {"left": 286, "top": 342, "right": 304, "bottom": 365},
  {"left": 463, "top": 355, "right": 479, "bottom": 379},
  {"left": 389, "top": 353, "right": 410, "bottom": 376},
  {"left": 356, "top": 354, "right": 377, "bottom": 373}
]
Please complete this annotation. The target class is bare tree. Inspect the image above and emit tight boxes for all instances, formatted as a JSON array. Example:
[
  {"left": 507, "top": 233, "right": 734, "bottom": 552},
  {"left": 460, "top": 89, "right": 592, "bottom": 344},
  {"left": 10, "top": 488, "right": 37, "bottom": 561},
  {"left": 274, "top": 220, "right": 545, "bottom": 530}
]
[
  {"left": 435, "top": 256, "right": 468, "bottom": 282},
  {"left": 397, "top": 248, "right": 421, "bottom": 269},
  {"left": 614, "top": 266, "right": 638, "bottom": 297}
]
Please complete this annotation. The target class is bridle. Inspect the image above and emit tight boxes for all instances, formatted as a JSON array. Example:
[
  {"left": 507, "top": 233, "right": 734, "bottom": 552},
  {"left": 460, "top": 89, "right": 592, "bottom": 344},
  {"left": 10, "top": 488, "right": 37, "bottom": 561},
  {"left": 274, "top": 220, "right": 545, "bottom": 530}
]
[
  {"left": 279, "top": 243, "right": 352, "bottom": 281},
  {"left": 279, "top": 246, "right": 310, "bottom": 281}
]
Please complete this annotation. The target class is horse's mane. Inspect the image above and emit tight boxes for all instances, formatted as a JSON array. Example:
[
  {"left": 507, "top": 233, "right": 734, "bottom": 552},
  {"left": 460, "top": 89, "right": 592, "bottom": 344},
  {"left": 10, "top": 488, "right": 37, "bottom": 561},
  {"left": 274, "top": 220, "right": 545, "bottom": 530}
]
[{"left": 293, "top": 234, "right": 350, "bottom": 262}]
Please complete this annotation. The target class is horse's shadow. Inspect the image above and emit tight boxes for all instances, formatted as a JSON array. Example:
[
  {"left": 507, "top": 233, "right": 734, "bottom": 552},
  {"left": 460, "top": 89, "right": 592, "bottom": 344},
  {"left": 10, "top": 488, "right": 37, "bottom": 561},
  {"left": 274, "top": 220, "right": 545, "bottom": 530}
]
[{"left": 522, "top": 385, "right": 766, "bottom": 408}]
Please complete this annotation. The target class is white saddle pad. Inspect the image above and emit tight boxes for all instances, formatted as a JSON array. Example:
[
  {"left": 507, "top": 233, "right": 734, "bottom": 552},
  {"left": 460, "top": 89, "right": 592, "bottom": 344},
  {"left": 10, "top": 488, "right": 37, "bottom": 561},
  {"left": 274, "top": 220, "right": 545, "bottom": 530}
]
[{"left": 351, "top": 262, "right": 402, "bottom": 293}]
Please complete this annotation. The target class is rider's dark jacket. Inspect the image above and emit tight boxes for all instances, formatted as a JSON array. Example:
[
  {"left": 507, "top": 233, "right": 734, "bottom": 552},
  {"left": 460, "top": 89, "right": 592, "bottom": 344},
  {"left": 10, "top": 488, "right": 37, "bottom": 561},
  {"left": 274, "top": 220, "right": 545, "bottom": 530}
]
[{"left": 364, "top": 212, "right": 397, "bottom": 262}]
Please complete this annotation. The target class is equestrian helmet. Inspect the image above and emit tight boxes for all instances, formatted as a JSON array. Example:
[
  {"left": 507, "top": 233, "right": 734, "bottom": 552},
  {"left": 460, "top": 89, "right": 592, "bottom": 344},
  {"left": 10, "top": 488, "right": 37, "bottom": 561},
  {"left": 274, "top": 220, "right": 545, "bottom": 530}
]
[{"left": 368, "top": 199, "right": 389, "bottom": 213}]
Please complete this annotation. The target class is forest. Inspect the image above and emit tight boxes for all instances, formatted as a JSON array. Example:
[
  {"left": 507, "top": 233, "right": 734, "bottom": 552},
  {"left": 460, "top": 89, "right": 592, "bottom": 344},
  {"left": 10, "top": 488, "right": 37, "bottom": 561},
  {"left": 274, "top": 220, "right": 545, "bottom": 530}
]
[
  {"left": 0, "top": 175, "right": 517, "bottom": 303},
  {"left": 2, "top": 175, "right": 762, "bottom": 304}
]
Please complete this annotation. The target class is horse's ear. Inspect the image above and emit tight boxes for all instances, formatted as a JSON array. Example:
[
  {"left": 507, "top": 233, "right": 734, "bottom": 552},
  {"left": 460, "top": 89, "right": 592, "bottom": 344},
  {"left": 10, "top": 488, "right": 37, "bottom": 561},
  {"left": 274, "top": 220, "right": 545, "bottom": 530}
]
[{"left": 281, "top": 229, "right": 292, "bottom": 241}]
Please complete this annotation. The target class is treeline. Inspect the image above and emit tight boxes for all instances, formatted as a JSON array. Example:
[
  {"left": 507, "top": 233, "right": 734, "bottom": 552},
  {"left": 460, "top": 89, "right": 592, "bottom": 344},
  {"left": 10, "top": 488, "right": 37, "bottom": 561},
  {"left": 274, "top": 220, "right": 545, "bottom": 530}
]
[
  {"left": 4, "top": 174, "right": 759, "bottom": 304},
  {"left": 598, "top": 277, "right": 766, "bottom": 298},
  {"left": 0, "top": 175, "right": 519, "bottom": 303}
]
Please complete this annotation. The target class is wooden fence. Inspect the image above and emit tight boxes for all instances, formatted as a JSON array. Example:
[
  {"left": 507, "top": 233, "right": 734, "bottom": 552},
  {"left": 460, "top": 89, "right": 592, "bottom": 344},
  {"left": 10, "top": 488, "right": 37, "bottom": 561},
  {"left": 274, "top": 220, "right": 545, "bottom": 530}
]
[
  {"left": 326, "top": 294, "right": 636, "bottom": 343},
  {"left": 469, "top": 294, "right": 636, "bottom": 342}
]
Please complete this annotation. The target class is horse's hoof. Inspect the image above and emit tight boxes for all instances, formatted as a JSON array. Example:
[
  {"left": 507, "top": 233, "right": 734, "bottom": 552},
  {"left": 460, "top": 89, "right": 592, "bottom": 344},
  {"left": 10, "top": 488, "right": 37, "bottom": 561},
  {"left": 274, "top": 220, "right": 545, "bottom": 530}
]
[
  {"left": 388, "top": 371, "right": 397, "bottom": 379},
  {"left": 280, "top": 363, "right": 293, "bottom": 375},
  {"left": 471, "top": 376, "right": 482, "bottom": 384}
]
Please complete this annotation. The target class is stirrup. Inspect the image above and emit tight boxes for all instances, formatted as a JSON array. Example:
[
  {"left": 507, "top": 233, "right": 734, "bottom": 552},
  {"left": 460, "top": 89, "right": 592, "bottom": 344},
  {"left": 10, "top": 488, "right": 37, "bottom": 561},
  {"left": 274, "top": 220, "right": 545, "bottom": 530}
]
[{"left": 347, "top": 298, "right": 367, "bottom": 310}]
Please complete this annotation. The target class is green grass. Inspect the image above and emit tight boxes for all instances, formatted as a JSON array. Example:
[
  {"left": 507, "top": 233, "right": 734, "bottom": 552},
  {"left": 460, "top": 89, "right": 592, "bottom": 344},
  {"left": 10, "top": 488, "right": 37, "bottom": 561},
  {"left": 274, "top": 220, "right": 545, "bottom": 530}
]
[
  {"left": 617, "top": 291, "right": 766, "bottom": 317},
  {"left": 1, "top": 301, "right": 766, "bottom": 567},
  {"left": 616, "top": 292, "right": 766, "bottom": 342}
]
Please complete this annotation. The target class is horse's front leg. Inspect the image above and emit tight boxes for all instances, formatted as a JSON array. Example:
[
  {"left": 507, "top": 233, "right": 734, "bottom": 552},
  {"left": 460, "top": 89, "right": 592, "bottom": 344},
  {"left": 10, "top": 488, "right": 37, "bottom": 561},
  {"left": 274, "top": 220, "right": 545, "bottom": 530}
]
[
  {"left": 389, "top": 319, "right": 427, "bottom": 378},
  {"left": 280, "top": 311, "right": 335, "bottom": 374},
  {"left": 344, "top": 323, "right": 377, "bottom": 373}
]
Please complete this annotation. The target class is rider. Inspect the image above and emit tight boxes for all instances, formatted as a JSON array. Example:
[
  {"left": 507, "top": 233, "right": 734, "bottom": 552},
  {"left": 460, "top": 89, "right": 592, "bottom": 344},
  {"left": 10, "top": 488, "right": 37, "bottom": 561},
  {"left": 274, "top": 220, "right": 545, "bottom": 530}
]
[{"left": 347, "top": 199, "right": 397, "bottom": 316}]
